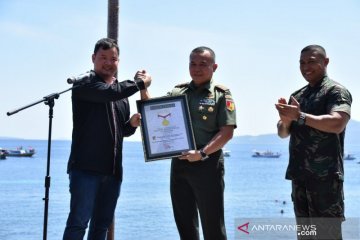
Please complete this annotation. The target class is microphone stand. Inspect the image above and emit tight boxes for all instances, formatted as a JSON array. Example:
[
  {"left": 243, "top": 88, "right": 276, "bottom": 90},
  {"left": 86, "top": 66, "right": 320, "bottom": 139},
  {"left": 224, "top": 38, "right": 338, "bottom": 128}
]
[{"left": 6, "top": 84, "right": 82, "bottom": 240}]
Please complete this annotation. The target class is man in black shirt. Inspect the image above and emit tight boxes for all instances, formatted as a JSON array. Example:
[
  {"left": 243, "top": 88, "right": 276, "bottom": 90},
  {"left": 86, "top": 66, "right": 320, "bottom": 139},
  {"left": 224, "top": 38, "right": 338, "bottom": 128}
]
[{"left": 63, "top": 38, "right": 151, "bottom": 240}]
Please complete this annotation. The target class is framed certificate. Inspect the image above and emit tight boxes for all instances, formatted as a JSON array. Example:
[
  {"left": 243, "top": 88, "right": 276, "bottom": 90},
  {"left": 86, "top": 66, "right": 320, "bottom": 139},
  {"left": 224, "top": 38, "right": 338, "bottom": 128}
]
[{"left": 136, "top": 95, "right": 196, "bottom": 161}]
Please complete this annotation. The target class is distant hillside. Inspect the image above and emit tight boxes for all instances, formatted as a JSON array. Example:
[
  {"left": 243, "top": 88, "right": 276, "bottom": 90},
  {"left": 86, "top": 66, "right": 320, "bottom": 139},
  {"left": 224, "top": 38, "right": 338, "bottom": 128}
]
[
  {"left": 1, "top": 120, "right": 359, "bottom": 144},
  {"left": 232, "top": 119, "right": 359, "bottom": 146},
  {"left": 0, "top": 136, "right": 22, "bottom": 140},
  {"left": 231, "top": 133, "right": 289, "bottom": 145}
]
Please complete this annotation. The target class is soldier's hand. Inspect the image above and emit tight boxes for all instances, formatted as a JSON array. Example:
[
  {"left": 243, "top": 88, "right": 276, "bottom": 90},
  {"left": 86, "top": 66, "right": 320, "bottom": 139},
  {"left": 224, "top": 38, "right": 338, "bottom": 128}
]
[
  {"left": 275, "top": 96, "right": 301, "bottom": 122},
  {"left": 179, "top": 150, "right": 202, "bottom": 162}
]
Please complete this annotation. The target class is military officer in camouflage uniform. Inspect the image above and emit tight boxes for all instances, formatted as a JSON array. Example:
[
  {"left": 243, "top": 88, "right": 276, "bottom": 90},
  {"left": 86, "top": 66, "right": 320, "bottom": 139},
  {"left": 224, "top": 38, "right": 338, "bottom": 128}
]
[
  {"left": 168, "top": 46, "right": 236, "bottom": 240},
  {"left": 275, "top": 45, "right": 352, "bottom": 240}
]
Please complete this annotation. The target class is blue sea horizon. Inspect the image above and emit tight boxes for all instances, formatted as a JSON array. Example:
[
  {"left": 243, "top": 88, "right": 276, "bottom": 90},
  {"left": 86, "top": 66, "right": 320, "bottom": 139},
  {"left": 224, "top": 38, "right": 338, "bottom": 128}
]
[{"left": 0, "top": 139, "right": 359, "bottom": 239}]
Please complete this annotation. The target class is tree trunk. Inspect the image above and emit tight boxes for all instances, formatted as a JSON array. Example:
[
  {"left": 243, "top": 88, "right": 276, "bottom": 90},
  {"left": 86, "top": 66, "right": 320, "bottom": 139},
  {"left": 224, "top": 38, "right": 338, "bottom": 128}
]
[
  {"left": 108, "top": 0, "right": 119, "bottom": 41},
  {"left": 107, "top": 2, "right": 119, "bottom": 239}
]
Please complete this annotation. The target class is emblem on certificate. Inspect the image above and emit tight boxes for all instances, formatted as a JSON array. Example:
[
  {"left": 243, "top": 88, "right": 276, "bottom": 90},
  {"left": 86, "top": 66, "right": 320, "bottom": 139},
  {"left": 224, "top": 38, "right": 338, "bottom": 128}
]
[
  {"left": 157, "top": 112, "right": 171, "bottom": 126},
  {"left": 137, "top": 95, "right": 196, "bottom": 161}
]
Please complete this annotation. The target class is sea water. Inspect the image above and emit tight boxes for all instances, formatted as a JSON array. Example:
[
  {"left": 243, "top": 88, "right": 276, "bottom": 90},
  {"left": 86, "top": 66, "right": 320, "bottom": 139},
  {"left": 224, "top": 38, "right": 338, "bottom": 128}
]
[{"left": 0, "top": 139, "right": 359, "bottom": 240}]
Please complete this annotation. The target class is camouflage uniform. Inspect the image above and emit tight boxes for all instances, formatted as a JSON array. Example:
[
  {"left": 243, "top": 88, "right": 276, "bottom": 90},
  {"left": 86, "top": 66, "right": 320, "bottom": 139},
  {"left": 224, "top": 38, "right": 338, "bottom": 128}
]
[
  {"left": 286, "top": 76, "right": 352, "bottom": 240},
  {"left": 168, "top": 79, "right": 236, "bottom": 240}
]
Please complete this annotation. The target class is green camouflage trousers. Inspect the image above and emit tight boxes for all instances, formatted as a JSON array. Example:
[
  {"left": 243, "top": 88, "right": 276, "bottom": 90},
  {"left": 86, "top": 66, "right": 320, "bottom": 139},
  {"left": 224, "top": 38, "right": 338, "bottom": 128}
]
[{"left": 291, "top": 178, "right": 344, "bottom": 240}]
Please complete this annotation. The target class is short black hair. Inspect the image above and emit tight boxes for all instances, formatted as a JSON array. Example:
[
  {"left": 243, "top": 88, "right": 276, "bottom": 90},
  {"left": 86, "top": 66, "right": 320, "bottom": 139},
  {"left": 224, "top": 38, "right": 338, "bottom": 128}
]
[
  {"left": 301, "top": 45, "right": 326, "bottom": 58},
  {"left": 190, "top": 46, "right": 216, "bottom": 62},
  {"left": 94, "top": 38, "right": 119, "bottom": 55}
]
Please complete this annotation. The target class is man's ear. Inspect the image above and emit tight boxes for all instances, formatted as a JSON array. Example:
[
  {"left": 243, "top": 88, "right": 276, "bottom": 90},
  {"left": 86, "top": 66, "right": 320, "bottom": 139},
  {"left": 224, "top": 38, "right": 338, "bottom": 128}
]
[
  {"left": 213, "top": 63, "right": 218, "bottom": 72},
  {"left": 324, "top": 57, "right": 329, "bottom": 67},
  {"left": 92, "top": 54, "right": 96, "bottom": 63}
]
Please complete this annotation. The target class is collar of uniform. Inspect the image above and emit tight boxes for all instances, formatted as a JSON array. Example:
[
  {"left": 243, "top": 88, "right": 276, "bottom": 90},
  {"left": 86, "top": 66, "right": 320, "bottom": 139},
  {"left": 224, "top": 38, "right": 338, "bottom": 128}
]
[
  {"left": 308, "top": 75, "right": 328, "bottom": 89},
  {"left": 189, "top": 79, "right": 214, "bottom": 94}
]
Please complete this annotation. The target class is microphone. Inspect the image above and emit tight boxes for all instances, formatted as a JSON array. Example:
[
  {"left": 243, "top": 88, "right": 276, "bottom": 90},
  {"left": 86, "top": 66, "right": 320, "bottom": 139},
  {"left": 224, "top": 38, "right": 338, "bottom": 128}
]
[{"left": 67, "top": 71, "right": 94, "bottom": 84}]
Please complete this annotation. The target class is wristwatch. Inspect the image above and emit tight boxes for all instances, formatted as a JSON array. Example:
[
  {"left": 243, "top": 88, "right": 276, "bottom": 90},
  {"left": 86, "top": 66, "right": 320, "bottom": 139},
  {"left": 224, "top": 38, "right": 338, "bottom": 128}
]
[
  {"left": 297, "top": 112, "right": 306, "bottom": 126},
  {"left": 199, "top": 149, "right": 209, "bottom": 161}
]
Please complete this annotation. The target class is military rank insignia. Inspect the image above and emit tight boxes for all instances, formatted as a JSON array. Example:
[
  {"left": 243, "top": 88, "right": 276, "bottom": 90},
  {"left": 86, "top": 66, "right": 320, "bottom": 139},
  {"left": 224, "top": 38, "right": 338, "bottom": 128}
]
[{"left": 226, "top": 99, "right": 235, "bottom": 111}]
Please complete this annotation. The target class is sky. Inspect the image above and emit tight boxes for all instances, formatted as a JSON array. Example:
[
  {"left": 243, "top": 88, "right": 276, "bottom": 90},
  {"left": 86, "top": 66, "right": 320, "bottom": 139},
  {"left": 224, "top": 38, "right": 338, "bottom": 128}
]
[{"left": 0, "top": 0, "right": 359, "bottom": 141}]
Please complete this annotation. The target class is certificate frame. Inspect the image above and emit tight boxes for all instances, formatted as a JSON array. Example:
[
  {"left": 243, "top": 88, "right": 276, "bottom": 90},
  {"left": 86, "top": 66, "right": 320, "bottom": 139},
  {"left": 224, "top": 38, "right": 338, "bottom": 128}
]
[{"left": 136, "top": 95, "right": 196, "bottom": 162}]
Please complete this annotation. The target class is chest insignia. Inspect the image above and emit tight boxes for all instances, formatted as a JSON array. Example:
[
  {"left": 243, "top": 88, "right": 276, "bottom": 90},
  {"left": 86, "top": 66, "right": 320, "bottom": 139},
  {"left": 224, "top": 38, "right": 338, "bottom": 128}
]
[{"left": 199, "top": 98, "right": 215, "bottom": 106}]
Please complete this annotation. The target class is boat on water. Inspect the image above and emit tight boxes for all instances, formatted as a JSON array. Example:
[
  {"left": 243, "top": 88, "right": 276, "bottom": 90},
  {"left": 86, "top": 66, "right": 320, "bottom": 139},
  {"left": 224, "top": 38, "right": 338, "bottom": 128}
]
[
  {"left": 2, "top": 147, "right": 35, "bottom": 157},
  {"left": 344, "top": 154, "right": 356, "bottom": 160},
  {"left": 252, "top": 150, "right": 281, "bottom": 158},
  {"left": 0, "top": 149, "right": 6, "bottom": 160},
  {"left": 223, "top": 149, "right": 231, "bottom": 157}
]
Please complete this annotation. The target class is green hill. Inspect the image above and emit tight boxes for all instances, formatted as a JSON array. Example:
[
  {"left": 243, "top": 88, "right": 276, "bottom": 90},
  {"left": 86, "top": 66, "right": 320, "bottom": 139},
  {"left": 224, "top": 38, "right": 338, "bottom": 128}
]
[{"left": 232, "top": 119, "right": 359, "bottom": 147}]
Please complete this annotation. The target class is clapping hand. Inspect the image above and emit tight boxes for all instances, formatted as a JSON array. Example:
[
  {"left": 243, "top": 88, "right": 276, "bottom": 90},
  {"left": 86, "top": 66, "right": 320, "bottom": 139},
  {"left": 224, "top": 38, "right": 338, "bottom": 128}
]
[{"left": 275, "top": 96, "right": 301, "bottom": 124}]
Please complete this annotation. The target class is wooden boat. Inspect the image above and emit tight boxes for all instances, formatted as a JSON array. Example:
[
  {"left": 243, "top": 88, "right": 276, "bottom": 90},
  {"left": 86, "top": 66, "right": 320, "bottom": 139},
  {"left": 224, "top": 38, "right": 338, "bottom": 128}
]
[{"left": 252, "top": 150, "right": 281, "bottom": 158}]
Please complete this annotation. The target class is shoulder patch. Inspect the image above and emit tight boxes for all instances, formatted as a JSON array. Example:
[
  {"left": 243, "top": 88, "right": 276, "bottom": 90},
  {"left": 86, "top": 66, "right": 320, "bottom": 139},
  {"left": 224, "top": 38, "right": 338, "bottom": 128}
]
[
  {"left": 175, "top": 82, "right": 190, "bottom": 88},
  {"left": 215, "top": 84, "right": 229, "bottom": 92}
]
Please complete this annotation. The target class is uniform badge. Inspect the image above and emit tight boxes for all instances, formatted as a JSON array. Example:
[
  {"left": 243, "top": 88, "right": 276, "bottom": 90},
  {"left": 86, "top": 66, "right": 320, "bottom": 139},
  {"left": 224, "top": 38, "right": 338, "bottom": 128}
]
[
  {"left": 208, "top": 107, "right": 214, "bottom": 112},
  {"left": 226, "top": 99, "right": 235, "bottom": 111},
  {"left": 202, "top": 115, "right": 207, "bottom": 120},
  {"left": 199, "top": 106, "right": 204, "bottom": 111},
  {"left": 199, "top": 99, "right": 215, "bottom": 106}
]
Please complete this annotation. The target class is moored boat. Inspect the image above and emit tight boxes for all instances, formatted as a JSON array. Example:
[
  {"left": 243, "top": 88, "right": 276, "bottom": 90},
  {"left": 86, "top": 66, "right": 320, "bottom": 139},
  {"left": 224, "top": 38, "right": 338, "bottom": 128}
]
[
  {"left": 252, "top": 150, "right": 281, "bottom": 158},
  {"left": 0, "top": 149, "right": 6, "bottom": 160},
  {"left": 3, "top": 147, "right": 35, "bottom": 157},
  {"left": 344, "top": 154, "right": 356, "bottom": 160},
  {"left": 223, "top": 149, "right": 231, "bottom": 157}
]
